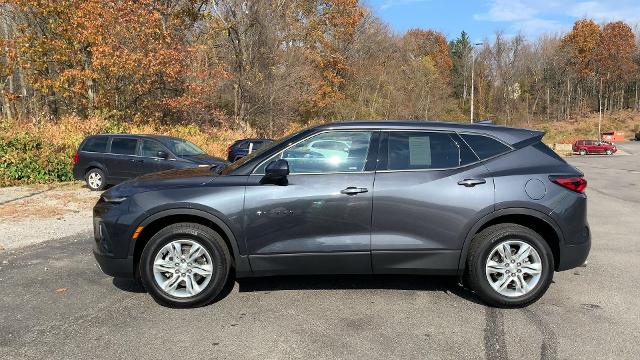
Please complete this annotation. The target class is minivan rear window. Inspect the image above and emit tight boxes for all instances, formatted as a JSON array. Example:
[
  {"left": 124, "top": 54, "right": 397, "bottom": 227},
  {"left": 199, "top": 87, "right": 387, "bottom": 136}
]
[
  {"left": 460, "top": 134, "right": 511, "bottom": 160},
  {"left": 82, "top": 137, "right": 108, "bottom": 153},
  {"left": 110, "top": 138, "right": 138, "bottom": 155}
]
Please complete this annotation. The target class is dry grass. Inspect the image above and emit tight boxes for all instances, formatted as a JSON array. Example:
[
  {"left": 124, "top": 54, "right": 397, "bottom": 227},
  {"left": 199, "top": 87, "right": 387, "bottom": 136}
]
[
  {"left": 534, "top": 111, "right": 640, "bottom": 145},
  {"left": 0, "top": 183, "right": 98, "bottom": 220}
]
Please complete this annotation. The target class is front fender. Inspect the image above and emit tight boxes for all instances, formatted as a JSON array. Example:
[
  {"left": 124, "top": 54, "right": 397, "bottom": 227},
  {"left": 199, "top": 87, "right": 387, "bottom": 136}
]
[{"left": 128, "top": 205, "right": 251, "bottom": 277}]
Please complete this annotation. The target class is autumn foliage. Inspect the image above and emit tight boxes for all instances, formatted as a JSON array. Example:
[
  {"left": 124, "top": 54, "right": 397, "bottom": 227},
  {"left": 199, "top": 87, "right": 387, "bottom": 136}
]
[{"left": 0, "top": 1, "right": 639, "bottom": 133}]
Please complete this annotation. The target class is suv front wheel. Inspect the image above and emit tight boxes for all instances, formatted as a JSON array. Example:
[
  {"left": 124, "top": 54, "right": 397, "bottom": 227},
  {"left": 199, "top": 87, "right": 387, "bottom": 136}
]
[
  {"left": 139, "top": 222, "right": 231, "bottom": 307},
  {"left": 465, "top": 223, "right": 554, "bottom": 308}
]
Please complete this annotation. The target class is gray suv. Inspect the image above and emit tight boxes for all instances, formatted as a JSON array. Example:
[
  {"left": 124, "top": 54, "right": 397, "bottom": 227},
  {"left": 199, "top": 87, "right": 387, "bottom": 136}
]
[{"left": 93, "top": 121, "right": 590, "bottom": 308}]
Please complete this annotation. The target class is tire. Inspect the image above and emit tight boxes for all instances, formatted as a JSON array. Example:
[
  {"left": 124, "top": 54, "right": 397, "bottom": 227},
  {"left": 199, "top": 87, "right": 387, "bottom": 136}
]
[
  {"left": 579, "top": 149, "right": 587, "bottom": 156},
  {"left": 464, "top": 223, "right": 554, "bottom": 308},
  {"left": 606, "top": 149, "right": 612, "bottom": 156},
  {"left": 85, "top": 168, "right": 106, "bottom": 191},
  {"left": 139, "top": 222, "right": 231, "bottom": 308}
]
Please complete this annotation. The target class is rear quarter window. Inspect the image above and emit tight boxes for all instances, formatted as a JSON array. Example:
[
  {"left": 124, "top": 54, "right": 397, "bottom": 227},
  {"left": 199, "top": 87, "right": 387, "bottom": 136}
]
[
  {"left": 81, "top": 137, "right": 108, "bottom": 153},
  {"left": 460, "top": 134, "right": 511, "bottom": 160}
]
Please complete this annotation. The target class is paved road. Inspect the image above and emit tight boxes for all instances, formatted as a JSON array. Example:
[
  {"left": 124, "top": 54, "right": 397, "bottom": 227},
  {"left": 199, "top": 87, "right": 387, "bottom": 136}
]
[{"left": 1, "top": 143, "right": 639, "bottom": 359}]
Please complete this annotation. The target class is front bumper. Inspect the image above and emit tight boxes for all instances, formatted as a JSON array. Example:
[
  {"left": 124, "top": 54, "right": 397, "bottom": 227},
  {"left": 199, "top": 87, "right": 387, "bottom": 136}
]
[
  {"left": 94, "top": 251, "right": 135, "bottom": 278},
  {"left": 93, "top": 197, "right": 137, "bottom": 278}
]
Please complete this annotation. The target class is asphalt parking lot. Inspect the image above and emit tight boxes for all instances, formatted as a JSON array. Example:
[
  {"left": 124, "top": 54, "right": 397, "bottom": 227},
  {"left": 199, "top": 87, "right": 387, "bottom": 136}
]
[{"left": 1, "top": 143, "right": 639, "bottom": 360}]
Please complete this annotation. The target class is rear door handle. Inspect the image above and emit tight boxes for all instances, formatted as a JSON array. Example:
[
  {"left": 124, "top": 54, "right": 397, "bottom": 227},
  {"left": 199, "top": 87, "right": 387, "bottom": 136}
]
[
  {"left": 457, "top": 178, "right": 486, "bottom": 187},
  {"left": 340, "top": 187, "right": 368, "bottom": 195}
]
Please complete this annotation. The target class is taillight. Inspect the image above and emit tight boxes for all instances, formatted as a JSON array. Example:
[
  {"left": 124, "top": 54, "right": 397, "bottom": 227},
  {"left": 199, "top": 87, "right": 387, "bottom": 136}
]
[
  {"left": 73, "top": 151, "right": 79, "bottom": 165},
  {"left": 549, "top": 175, "right": 587, "bottom": 193}
]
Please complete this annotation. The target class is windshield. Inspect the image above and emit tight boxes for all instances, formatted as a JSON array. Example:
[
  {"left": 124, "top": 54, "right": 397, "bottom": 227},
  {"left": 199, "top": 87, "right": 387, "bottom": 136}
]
[
  {"left": 218, "top": 131, "right": 304, "bottom": 175},
  {"left": 162, "top": 139, "right": 205, "bottom": 156}
]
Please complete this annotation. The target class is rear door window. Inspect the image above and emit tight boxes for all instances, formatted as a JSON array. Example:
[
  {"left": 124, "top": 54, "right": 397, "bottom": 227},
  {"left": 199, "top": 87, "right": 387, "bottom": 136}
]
[
  {"left": 110, "top": 138, "right": 138, "bottom": 155},
  {"left": 459, "top": 134, "right": 511, "bottom": 160},
  {"left": 386, "top": 132, "right": 471, "bottom": 170},
  {"left": 82, "top": 137, "right": 108, "bottom": 153}
]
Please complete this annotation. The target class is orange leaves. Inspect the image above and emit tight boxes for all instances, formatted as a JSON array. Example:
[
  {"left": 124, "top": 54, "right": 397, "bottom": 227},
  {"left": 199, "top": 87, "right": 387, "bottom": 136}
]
[
  {"left": 594, "top": 21, "right": 637, "bottom": 83},
  {"left": 303, "top": 0, "right": 365, "bottom": 114},
  {"left": 402, "top": 29, "right": 453, "bottom": 82},
  {"left": 4, "top": 0, "right": 205, "bottom": 120},
  {"left": 562, "top": 19, "right": 637, "bottom": 84},
  {"left": 561, "top": 19, "right": 600, "bottom": 79}
]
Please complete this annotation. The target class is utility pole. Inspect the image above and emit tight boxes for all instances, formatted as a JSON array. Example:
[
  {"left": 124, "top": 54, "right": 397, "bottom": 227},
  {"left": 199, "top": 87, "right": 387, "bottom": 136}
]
[{"left": 470, "top": 42, "right": 483, "bottom": 123}]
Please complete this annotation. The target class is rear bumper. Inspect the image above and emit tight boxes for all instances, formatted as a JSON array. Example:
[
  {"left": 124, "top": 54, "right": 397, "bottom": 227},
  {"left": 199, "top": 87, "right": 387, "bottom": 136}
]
[
  {"left": 72, "top": 165, "right": 84, "bottom": 181},
  {"left": 94, "top": 251, "right": 135, "bottom": 278},
  {"left": 557, "top": 229, "right": 591, "bottom": 271}
]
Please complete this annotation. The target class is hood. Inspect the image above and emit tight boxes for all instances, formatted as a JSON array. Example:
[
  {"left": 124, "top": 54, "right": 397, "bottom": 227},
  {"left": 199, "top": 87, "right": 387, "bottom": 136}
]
[
  {"left": 181, "top": 154, "right": 227, "bottom": 165},
  {"left": 104, "top": 166, "right": 219, "bottom": 199}
]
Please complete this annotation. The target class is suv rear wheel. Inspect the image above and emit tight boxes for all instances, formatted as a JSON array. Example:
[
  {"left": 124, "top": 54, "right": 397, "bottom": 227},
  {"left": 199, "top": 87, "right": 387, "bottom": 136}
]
[
  {"left": 85, "top": 168, "right": 106, "bottom": 191},
  {"left": 465, "top": 223, "right": 554, "bottom": 308},
  {"left": 579, "top": 149, "right": 587, "bottom": 156},
  {"left": 139, "top": 222, "right": 231, "bottom": 307}
]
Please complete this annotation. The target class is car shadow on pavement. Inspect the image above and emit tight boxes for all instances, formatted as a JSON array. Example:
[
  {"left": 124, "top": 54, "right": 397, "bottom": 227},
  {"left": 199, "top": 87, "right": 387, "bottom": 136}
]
[
  {"left": 112, "top": 278, "right": 146, "bottom": 293},
  {"left": 237, "top": 275, "right": 484, "bottom": 305},
  {"left": 110, "top": 274, "right": 483, "bottom": 306},
  {"left": 111, "top": 272, "right": 238, "bottom": 304}
]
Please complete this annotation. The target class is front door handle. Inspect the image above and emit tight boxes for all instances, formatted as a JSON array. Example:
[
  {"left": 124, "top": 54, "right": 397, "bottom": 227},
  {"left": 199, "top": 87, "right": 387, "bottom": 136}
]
[
  {"left": 457, "top": 178, "right": 486, "bottom": 187},
  {"left": 340, "top": 187, "right": 368, "bottom": 195}
]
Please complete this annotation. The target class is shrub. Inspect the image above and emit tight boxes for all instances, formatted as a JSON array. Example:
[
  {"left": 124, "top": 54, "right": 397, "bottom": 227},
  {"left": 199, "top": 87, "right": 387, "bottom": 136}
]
[{"left": 0, "top": 116, "right": 257, "bottom": 186}]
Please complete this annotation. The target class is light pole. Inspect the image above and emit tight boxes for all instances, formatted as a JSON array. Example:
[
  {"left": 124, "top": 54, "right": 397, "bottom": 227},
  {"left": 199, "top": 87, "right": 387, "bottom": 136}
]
[{"left": 470, "top": 42, "right": 483, "bottom": 123}]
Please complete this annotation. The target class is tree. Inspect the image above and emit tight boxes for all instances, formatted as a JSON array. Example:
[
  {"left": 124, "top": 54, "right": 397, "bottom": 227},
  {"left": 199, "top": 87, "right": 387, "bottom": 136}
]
[
  {"left": 562, "top": 19, "right": 600, "bottom": 80},
  {"left": 449, "top": 31, "right": 472, "bottom": 108},
  {"left": 595, "top": 21, "right": 638, "bottom": 111}
]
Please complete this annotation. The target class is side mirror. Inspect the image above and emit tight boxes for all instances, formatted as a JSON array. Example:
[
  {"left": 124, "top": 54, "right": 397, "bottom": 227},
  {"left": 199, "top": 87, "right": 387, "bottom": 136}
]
[
  {"left": 157, "top": 150, "right": 169, "bottom": 159},
  {"left": 262, "top": 159, "right": 289, "bottom": 184}
]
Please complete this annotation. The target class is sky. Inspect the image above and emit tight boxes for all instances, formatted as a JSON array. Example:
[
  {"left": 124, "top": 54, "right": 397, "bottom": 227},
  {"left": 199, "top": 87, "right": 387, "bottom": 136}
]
[{"left": 365, "top": 0, "right": 640, "bottom": 41}]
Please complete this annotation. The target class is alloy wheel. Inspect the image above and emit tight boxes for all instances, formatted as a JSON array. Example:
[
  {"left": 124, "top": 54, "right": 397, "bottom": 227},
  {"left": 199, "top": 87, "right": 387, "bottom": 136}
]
[
  {"left": 88, "top": 172, "right": 102, "bottom": 189},
  {"left": 485, "top": 240, "right": 542, "bottom": 297},
  {"left": 152, "top": 239, "right": 214, "bottom": 298}
]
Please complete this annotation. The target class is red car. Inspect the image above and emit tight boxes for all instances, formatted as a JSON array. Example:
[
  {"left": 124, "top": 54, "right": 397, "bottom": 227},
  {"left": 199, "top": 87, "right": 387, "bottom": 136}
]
[{"left": 573, "top": 139, "right": 617, "bottom": 155}]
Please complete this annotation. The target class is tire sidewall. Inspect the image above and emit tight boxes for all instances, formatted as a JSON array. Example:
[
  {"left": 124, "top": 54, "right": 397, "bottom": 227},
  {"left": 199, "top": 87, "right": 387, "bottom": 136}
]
[
  {"left": 579, "top": 149, "right": 586, "bottom": 156},
  {"left": 472, "top": 228, "right": 554, "bottom": 307},
  {"left": 86, "top": 168, "right": 105, "bottom": 191},
  {"left": 140, "top": 224, "right": 229, "bottom": 307}
]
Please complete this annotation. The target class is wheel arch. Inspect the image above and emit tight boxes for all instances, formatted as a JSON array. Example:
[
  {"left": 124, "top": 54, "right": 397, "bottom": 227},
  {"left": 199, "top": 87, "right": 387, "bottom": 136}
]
[
  {"left": 457, "top": 208, "right": 564, "bottom": 275},
  {"left": 131, "top": 208, "right": 250, "bottom": 278},
  {"left": 84, "top": 162, "right": 108, "bottom": 177}
]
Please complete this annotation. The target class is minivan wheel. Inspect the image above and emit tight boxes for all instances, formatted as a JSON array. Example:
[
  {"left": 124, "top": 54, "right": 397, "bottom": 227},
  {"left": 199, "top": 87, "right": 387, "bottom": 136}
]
[
  {"left": 139, "top": 222, "right": 230, "bottom": 308},
  {"left": 85, "top": 168, "right": 106, "bottom": 191},
  {"left": 465, "top": 224, "right": 554, "bottom": 308}
]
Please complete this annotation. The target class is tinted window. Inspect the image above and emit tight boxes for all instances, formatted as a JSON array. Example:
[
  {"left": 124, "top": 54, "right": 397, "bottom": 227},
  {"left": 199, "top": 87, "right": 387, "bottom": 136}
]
[
  {"left": 460, "top": 134, "right": 511, "bottom": 160},
  {"left": 162, "top": 139, "right": 204, "bottom": 156},
  {"left": 110, "top": 138, "right": 138, "bottom": 155},
  {"left": 140, "top": 139, "right": 166, "bottom": 157},
  {"left": 256, "top": 131, "right": 372, "bottom": 174},
  {"left": 82, "top": 137, "right": 108, "bottom": 153},
  {"left": 387, "top": 132, "right": 462, "bottom": 170}
]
